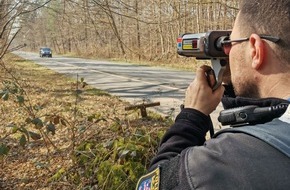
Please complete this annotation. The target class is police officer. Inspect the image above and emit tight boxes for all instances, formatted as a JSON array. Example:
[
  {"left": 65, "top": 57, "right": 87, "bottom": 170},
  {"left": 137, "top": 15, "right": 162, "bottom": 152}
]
[{"left": 136, "top": 0, "right": 290, "bottom": 189}]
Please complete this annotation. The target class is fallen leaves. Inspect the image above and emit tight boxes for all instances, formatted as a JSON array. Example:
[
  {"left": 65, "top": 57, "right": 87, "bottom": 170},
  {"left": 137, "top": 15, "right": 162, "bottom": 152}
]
[{"left": 0, "top": 54, "right": 169, "bottom": 189}]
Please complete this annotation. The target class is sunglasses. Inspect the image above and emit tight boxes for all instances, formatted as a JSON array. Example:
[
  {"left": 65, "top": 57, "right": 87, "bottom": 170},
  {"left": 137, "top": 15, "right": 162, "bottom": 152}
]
[{"left": 221, "top": 35, "right": 280, "bottom": 55}]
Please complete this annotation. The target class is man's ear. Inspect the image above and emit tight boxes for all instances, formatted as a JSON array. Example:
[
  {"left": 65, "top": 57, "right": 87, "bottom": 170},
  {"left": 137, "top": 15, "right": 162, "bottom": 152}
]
[{"left": 249, "top": 34, "right": 265, "bottom": 70}]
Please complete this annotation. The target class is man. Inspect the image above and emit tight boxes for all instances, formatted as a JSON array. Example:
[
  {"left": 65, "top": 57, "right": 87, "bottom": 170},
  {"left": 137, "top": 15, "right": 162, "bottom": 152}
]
[{"left": 136, "top": 0, "right": 290, "bottom": 189}]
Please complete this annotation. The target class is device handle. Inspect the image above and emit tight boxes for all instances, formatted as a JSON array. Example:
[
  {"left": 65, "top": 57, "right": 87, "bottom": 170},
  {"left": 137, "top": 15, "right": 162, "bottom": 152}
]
[{"left": 210, "top": 58, "right": 228, "bottom": 90}]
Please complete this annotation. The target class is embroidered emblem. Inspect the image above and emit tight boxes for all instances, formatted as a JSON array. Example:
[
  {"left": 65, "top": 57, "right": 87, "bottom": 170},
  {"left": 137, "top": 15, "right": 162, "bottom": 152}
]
[{"left": 136, "top": 167, "right": 160, "bottom": 190}]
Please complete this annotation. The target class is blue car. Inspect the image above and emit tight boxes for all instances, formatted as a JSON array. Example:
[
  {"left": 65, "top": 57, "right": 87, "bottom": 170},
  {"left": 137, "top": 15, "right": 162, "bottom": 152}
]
[{"left": 39, "top": 47, "right": 52, "bottom": 57}]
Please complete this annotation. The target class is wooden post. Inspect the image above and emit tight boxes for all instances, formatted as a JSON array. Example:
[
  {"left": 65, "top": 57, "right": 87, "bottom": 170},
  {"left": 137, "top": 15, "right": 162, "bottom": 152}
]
[{"left": 125, "top": 102, "right": 160, "bottom": 118}]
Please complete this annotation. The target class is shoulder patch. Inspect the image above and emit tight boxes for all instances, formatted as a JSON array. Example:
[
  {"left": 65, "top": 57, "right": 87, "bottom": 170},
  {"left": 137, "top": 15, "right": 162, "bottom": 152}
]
[{"left": 136, "top": 167, "right": 160, "bottom": 190}]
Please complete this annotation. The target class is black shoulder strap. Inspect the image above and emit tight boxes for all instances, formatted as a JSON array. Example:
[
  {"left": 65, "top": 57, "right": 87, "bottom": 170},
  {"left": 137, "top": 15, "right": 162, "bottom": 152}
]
[{"left": 214, "top": 118, "right": 290, "bottom": 157}]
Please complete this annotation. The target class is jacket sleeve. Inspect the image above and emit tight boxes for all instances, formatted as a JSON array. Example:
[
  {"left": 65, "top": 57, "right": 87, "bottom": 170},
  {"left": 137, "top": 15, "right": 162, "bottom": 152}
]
[{"left": 149, "top": 108, "right": 212, "bottom": 170}]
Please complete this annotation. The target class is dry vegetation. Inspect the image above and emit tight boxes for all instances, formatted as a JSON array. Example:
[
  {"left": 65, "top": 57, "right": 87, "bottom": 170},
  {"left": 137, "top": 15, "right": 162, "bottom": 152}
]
[
  {"left": 0, "top": 1, "right": 239, "bottom": 189},
  {"left": 13, "top": 0, "right": 238, "bottom": 63},
  {"left": 0, "top": 54, "right": 171, "bottom": 189}
]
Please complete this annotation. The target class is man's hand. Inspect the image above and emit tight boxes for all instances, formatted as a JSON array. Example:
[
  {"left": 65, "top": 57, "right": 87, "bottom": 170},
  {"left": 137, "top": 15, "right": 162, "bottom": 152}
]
[{"left": 184, "top": 65, "right": 224, "bottom": 115}]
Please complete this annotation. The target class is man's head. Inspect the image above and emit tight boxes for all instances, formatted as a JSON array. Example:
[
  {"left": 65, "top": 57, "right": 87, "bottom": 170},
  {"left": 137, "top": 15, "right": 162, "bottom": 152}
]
[{"left": 228, "top": 0, "right": 290, "bottom": 98}]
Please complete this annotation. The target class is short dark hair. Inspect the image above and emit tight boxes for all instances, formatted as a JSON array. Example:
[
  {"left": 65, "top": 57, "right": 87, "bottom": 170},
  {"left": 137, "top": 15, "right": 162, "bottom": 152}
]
[{"left": 239, "top": 0, "right": 290, "bottom": 64}]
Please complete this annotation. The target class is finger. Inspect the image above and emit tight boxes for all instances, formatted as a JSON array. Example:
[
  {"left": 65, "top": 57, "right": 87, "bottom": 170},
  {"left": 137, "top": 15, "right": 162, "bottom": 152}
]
[
  {"left": 213, "top": 84, "right": 225, "bottom": 98},
  {"left": 196, "top": 65, "right": 213, "bottom": 85},
  {"left": 200, "top": 65, "right": 212, "bottom": 72}
]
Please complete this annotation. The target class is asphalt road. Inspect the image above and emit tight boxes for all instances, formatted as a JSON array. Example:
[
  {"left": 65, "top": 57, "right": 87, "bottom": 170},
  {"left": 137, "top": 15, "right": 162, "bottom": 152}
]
[{"left": 14, "top": 51, "right": 223, "bottom": 130}]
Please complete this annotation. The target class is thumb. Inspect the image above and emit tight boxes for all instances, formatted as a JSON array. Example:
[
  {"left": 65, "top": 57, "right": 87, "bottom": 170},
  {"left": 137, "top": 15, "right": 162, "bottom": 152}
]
[{"left": 213, "top": 84, "right": 225, "bottom": 99}]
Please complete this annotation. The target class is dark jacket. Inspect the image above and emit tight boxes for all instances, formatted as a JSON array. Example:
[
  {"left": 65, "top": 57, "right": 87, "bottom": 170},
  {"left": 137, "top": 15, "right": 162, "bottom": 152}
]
[{"left": 141, "top": 97, "right": 290, "bottom": 190}]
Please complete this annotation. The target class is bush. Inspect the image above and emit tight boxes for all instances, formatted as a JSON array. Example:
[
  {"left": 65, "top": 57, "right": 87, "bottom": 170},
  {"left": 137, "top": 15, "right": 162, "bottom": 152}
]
[{"left": 0, "top": 54, "right": 171, "bottom": 189}]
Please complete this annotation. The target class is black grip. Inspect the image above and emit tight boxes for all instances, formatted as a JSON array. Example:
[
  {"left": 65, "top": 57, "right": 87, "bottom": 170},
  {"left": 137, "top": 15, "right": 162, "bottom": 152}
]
[
  {"left": 218, "top": 104, "right": 288, "bottom": 127},
  {"left": 205, "top": 69, "right": 217, "bottom": 89}
]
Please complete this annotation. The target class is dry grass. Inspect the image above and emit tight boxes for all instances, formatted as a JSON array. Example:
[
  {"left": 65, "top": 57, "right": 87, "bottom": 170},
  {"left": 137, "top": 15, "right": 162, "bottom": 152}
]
[
  {"left": 62, "top": 51, "right": 211, "bottom": 72},
  {"left": 0, "top": 54, "right": 170, "bottom": 189}
]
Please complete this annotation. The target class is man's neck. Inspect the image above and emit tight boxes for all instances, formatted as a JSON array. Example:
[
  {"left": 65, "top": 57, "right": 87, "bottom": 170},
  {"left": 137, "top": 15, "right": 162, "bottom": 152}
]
[{"left": 261, "top": 74, "right": 290, "bottom": 99}]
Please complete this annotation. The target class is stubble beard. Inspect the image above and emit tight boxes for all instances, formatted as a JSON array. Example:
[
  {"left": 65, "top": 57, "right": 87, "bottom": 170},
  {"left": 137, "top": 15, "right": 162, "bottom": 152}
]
[{"left": 233, "top": 79, "right": 261, "bottom": 98}]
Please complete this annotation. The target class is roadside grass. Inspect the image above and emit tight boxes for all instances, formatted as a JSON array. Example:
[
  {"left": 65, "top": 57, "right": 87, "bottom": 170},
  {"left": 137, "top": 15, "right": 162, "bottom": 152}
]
[{"left": 0, "top": 54, "right": 171, "bottom": 189}]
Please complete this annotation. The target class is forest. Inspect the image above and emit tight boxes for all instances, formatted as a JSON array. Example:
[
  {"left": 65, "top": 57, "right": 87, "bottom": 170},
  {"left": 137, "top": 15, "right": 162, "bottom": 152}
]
[
  {"left": 0, "top": 0, "right": 239, "bottom": 189},
  {"left": 2, "top": 0, "right": 238, "bottom": 62}
]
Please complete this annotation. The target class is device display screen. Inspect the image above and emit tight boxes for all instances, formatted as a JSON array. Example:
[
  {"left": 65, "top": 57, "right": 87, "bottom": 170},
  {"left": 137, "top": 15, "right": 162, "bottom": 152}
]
[{"left": 183, "top": 39, "right": 198, "bottom": 50}]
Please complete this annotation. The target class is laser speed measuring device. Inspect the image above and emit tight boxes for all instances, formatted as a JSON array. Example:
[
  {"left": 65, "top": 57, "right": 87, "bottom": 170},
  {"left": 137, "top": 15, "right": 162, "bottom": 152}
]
[{"left": 177, "top": 30, "right": 231, "bottom": 90}]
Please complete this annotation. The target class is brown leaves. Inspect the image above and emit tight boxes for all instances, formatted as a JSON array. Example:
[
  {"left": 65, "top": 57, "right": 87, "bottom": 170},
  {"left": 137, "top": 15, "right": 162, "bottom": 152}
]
[{"left": 0, "top": 55, "right": 169, "bottom": 189}]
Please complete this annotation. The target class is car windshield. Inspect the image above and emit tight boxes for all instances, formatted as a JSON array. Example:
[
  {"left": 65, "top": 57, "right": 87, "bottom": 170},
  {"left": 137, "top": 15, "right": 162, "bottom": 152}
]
[{"left": 41, "top": 48, "right": 51, "bottom": 51}]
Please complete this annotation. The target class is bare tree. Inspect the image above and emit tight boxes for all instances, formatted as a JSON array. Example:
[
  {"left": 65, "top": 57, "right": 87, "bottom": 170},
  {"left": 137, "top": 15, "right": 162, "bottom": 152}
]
[
  {"left": 0, "top": 0, "right": 52, "bottom": 59},
  {"left": 14, "top": 0, "right": 239, "bottom": 63}
]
